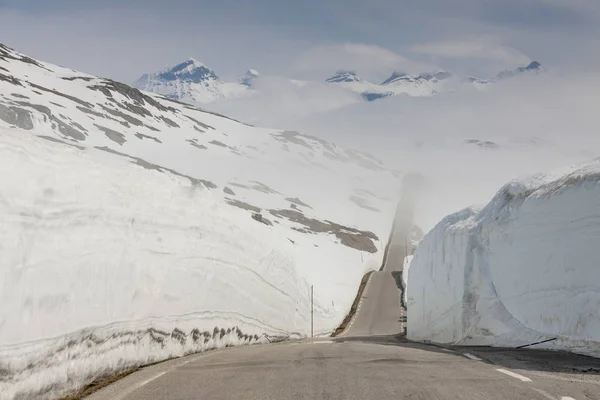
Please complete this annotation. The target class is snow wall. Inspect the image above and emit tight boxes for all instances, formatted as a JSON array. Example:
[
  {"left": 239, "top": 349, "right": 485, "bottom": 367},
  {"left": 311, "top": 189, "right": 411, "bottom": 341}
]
[
  {"left": 407, "top": 161, "right": 600, "bottom": 357},
  {"left": 0, "top": 131, "right": 360, "bottom": 399}
]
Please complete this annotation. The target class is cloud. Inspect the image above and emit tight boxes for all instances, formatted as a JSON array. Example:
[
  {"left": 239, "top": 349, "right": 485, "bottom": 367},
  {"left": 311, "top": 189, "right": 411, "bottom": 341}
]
[
  {"left": 211, "top": 69, "right": 600, "bottom": 231},
  {"left": 210, "top": 76, "right": 362, "bottom": 126},
  {"left": 410, "top": 38, "right": 531, "bottom": 66},
  {"left": 292, "top": 43, "right": 436, "bottom": 80}
]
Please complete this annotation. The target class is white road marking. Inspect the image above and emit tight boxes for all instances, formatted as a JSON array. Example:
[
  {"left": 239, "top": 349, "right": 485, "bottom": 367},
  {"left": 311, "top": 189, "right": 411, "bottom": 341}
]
[
  {"left": 340, "top": 274, "right": 372, "bottom": 336},
  {"left": 138, "top": 371, "right": 167, "bottom": 387},
  {"left": 463, "top": 353, "right": 482, "bottom": 361},
  {"left": 531, "top": 388, "right": 556, "bottom": 400},
  {"left": 109, "top": 371, "right": 168, "bottom": 400},
  {"left": 310, "top": 340, "right": 334, "bottom": 344},
  {"left": 561, "top": 397, "right": 576, "bottom": 400},
  {"left": 496, "top": 368, "right": 532, "bottom": 382}
]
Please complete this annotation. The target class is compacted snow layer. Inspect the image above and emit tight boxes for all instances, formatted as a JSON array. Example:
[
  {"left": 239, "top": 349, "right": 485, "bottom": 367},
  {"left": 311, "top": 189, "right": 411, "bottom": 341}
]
[{"left": 407, "top": 162, "right": 600, "bottom": 357}]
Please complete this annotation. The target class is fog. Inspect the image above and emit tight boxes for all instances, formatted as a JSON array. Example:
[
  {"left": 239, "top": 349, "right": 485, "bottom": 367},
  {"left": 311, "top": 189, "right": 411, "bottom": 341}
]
[{"left": 211, "top": 72, "right": 600, "bottom": 232}]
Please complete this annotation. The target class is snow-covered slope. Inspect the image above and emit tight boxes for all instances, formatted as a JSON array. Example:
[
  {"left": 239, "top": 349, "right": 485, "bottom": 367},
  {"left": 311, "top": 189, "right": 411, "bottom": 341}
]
[
  {"left": 0, "top": 43, "right": 400, "bottom": 399},
  {"left": 406, "top": 161, "right": 600, "bottom": 357},
  {"left": 133, "top": 58, "right": 252, "bottom": 104}
]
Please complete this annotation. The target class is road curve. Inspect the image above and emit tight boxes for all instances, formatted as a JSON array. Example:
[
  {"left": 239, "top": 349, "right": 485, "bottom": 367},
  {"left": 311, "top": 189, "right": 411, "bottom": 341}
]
[{"left": 88, "top": 336, "right": 600, "bottom": 400}]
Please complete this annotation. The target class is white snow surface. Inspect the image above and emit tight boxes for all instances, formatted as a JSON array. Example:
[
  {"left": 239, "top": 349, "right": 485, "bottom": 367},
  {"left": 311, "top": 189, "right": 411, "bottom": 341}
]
[
  {"left": 0, "top": 43, "right": 399, "bottom": 399},
  {"left": 407, "top": 161, "right": 600, "bottom": 357}
]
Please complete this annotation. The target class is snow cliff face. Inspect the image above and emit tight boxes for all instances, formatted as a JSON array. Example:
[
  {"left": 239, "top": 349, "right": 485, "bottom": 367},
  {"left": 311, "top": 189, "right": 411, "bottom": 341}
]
[
  {"left": 406, "top": 161, "right": 600, "bottom": 358},
  {"left": 133, "top": 58, "right": 252, "bottom": 104},
  {"left": 0, "top": 43, "right": 400, "bottom": 399}
]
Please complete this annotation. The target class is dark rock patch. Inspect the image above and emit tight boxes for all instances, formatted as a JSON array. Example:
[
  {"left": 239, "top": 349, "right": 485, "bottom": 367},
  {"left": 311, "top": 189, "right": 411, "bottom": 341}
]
[
  {"left": 160, "top": 116, "right": 180, "bottom": 128},
  {"left": 226, "top": 199, "right": 261, "bottom": 213},
  {"left": 94, "top": 146, "right": 217, "bottom": 189},
  {"left": 89, "top": 79, "right": 175, "bottom": 113},
  {"left": 209, "top": 140, "right": 228, "bottom": 148},
  {"left": 285, "top": 197, "right": 312, "bottom": 209},
  {"left": 120, "top": 102, "right": 153, "bottom": 118},
  {"left": 0, "top": 104, "right": 34, "bottom": 129},
  {"left": 62, "top": 76, "right": 93, "bottom": 82},
  {"left": 77, "top": 106, "right": 105, "bottom": 118},
  {"left": 29, "top": 83, "right": 92, "bottom": 108},
  {"left": 187, "top": 138, "right": 207, "bottom": 150},
  {"left": 269, "top": 209, "right": 379, "bottom": 253},
  {"left": 11, "top": 93, "right": 29, "bottom": 99},
  {"left": 37, "top": 135, "right": 85, "bottom": 150},
  {"left": 249, "top": 181, "right": 280, "bottom": 194},
  {"left": 184, "top": 114, "right": 214, "bottom": 131},
  {"left": 14, "top": 101, "right": 51, "bottom": 116},
  {"left": 273, "top": 131, "right": 314, "bottom": 150},
  {"left": 0, "top": 73, "right": 23, "bottom": 86},
  {"left": 94, "top": 124, "right": 126, "bottom": 145},
  {"left": 223, "top": 187, "right": 235, "bottom": 195},
  {"left": 100, "top": 105, "right": 144, "bottom": 126},
  {"left": 252, "top": 213, "right": 273, "bottom": 226},
  {"left": 55, "top": 119, "right": 87, "bottom": 141},
  {"left": 50, "top": 101, "right": 65, "bottom": 108},
  {"left": 10, "top": 101, "right": 85, "bottom": 140},
  {"left": 135, "top": 133, "right": 162, "bottom": 143}
]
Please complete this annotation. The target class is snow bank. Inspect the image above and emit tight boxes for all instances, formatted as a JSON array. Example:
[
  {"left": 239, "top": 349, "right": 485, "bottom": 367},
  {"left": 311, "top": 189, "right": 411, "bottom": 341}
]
[
  {"left": 407, "top": 162, "right": 600, "bottom": 357},
  {"left": 0, "top": 130, "right": 320, "bottom": 399}
]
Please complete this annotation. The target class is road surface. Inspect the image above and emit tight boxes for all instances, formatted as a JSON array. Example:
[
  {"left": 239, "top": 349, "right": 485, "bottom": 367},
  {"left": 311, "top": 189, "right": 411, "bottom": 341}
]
[
  {"left": 88, "top": 197, "right": 600, "bottom": 399},
  {"left": 88, "top": 335, "right": 600, "bottom": 400}
]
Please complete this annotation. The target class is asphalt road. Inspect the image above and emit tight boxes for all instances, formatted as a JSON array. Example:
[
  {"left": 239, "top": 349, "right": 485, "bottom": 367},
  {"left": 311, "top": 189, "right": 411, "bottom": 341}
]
[
  {"left": 88, "top": 336, "right": 600, "bottom": 400},
  {"left": 88, "top": 200, "right": 600, "bottom": 399},
  {"left": 338, "top": 239, "right": 406, "bottom": 337}
]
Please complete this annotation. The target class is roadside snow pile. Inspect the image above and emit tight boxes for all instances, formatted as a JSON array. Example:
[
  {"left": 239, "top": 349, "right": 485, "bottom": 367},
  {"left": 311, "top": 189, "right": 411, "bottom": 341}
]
[
  {"left": 0, "top": 130, "right": 312, "bottom": 399},
  {"left": 407, "top": 161, "right": 600, "bottom": 357}
]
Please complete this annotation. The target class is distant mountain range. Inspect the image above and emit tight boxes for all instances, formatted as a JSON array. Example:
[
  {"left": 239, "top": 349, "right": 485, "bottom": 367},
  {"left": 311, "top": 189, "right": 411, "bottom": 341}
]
[{"left": 133, "top": 59, "right": 544, "bottom": 105}]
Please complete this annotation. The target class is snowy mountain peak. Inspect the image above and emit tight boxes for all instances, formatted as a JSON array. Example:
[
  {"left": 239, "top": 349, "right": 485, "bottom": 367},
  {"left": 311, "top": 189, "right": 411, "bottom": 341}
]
[
  {"left": 133, "top": 59, "right": 252, "bottom": 104},
  {"left": 240, "top": 69, "right": 260, "bottom": 87},
  {"left": 525, "top": 61, "right": 542, "bottom": 71},
  {"left": 497, "top": 61, "right": 544, "bottom": 79},
  {"left": 155, "top": 58, "right": 219, "bottom": 83},
  {"left": 381, "top": 71, "right": 451, "bottom": 86},
  {"left": 326, "top": 71, "right": 362, "bottom": 84}
]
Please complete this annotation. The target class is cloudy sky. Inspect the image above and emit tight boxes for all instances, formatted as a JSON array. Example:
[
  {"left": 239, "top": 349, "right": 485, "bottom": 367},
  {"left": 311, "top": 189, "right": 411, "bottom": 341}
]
[{"left": 1, "top": 0, "right": 599, "bottom": 83}]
